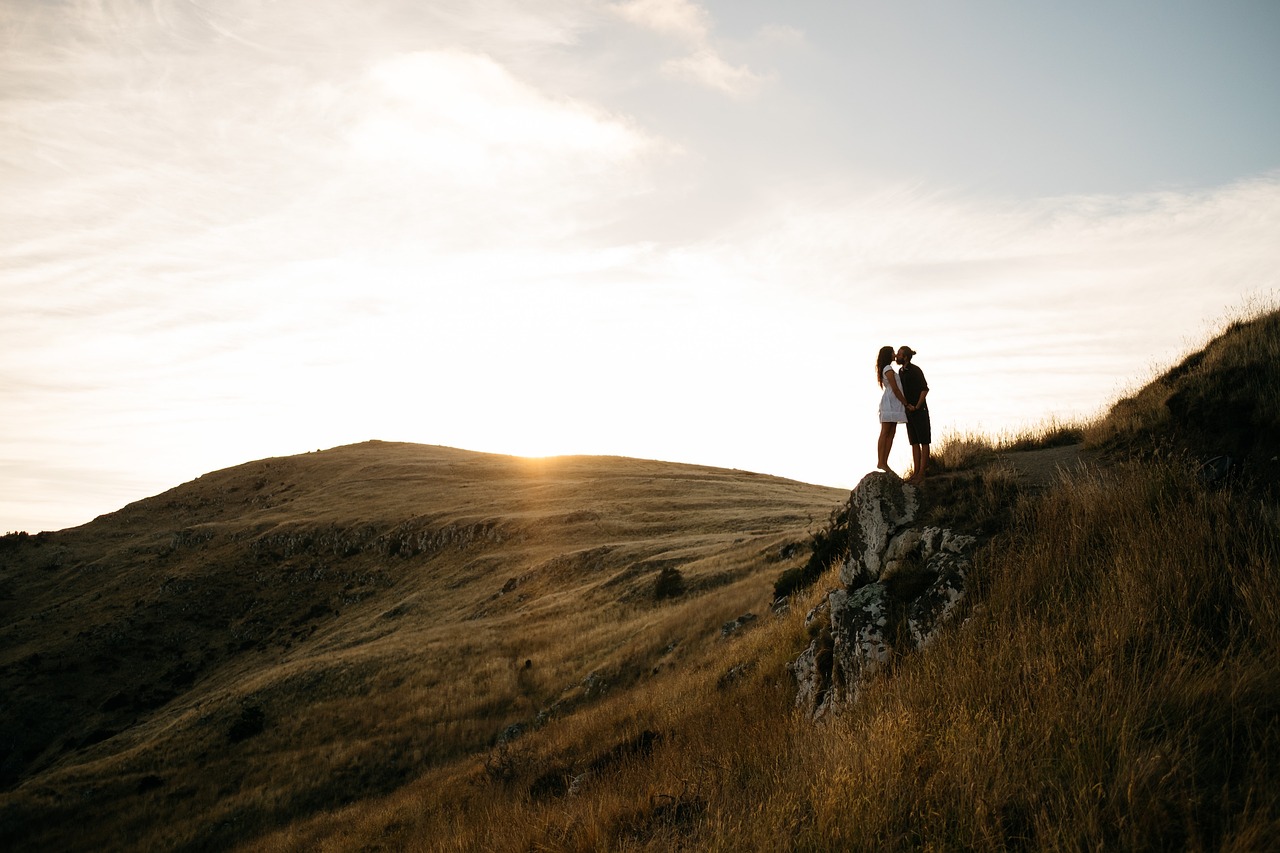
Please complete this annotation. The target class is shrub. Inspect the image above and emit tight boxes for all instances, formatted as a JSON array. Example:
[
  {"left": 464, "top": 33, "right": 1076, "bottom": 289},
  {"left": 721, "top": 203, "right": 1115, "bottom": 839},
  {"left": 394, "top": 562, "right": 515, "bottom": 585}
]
[
  {"left": 228, "top": 705, "right": 266, "bottom": 743},
  {"left": 772, "top": 566, "right": 807, "bottom": 601},
  {"left": 774, "top": 500, "right": 853, "bottom": 600},
  {"left": 653, "top": 566, "right": 685, "bottom": 600}
]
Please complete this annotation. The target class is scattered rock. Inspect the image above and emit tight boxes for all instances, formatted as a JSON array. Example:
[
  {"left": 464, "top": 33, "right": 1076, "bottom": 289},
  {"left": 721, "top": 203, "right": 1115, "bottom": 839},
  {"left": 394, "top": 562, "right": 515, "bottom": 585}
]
[
  {"left": 720, "top": 612, "right": 758, "bottom": 638},
  {"left": 717, "top": 662, "right": 752, "bottom": 689}
]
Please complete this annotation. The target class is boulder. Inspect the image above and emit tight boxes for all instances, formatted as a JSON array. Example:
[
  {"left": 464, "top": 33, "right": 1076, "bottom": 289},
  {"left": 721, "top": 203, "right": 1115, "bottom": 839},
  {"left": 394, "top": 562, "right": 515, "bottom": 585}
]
[
  {"left": 879, "top": 527, "right": 923, "bottom": 583},
  {"left": 791, "top": 472, "right": 977, "bottom": 716},
  {"left": 789, "top": 643, "right": 826, "bottom": 714},
  {"left": 720, "top": 612, "right": 758, "bottom": 638},
  {"left": 839, "top": 472, "right": 917, "bottom": 586},
  {"left": 827, "top": 583, "right": 892, "bottom": 703},
  {"left": 803, "top": 596, "right": 831, "bottom": 629},
  {"left": 920, "top": 526, "right": 976, "bottom": 556},
  {"left": 908, "top": 561, "right": 967, "bottom": 649}
]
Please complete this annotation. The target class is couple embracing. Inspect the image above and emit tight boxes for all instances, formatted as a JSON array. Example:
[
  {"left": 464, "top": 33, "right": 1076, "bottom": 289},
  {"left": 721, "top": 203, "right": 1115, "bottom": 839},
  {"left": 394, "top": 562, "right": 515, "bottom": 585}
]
[{"left": 876, "top": 345, "right": 930, "bottom": 483}]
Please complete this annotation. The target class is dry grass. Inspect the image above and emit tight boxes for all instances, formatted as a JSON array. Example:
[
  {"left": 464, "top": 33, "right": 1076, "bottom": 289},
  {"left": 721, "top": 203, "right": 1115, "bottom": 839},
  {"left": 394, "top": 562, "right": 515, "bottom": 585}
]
[
  {"left": 6, "top": 306, "right": 1280, "bottom": 852},
  {"left": 0, "top": 443, "right": 844, "bottom": 851},
  {"left": 1087, "top": 297, "right": 1280, "bottom": 464},
  {"left": 931, "top": 415, "right": 1089, "bottom": 475},
  {"left": 249, "top": 454, "right": 1278, "bottom": 853},
  {"left": 236, "top": 306, "right": 1280, "bottom": 852}
]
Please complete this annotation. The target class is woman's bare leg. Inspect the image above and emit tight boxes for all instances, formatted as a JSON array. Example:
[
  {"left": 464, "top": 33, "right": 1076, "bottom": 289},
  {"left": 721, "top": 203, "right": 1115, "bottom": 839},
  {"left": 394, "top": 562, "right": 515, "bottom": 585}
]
[{"left": 877, "top": 422, "right": 897, "bottom": 471}]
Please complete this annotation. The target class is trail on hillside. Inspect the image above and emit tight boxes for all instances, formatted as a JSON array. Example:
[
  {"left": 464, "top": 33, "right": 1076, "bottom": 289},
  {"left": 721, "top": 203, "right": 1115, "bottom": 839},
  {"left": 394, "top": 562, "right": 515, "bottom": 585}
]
[{"left": 994, "top": 443, "right": 1095, "bottom": 489}]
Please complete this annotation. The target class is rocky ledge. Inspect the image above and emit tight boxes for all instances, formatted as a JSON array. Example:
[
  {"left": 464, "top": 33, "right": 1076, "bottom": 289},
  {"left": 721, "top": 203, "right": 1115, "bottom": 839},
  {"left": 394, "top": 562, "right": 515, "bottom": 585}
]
[{"left": 790, "top": 471, "right": 975, "bottom": 717}]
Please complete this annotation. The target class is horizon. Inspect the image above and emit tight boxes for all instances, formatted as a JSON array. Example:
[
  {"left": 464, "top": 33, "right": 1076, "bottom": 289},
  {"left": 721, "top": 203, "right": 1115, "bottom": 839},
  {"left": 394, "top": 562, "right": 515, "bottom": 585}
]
[{"left": 3, "top": 1, "right": 1279, "bottom": 532}]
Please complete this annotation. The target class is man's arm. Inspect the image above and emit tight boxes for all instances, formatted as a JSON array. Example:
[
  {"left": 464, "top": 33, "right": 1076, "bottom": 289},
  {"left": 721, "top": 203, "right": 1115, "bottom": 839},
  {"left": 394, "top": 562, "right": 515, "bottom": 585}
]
[{"left": 911, "top": 367, "right": 929, "bottom": 409}]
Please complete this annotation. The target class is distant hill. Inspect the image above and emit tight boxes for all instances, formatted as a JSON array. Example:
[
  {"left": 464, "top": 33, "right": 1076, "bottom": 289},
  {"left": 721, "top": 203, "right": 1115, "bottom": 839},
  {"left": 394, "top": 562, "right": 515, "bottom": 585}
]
[{"left": 0, "top": 443, "right": 844, "bottom": 851}]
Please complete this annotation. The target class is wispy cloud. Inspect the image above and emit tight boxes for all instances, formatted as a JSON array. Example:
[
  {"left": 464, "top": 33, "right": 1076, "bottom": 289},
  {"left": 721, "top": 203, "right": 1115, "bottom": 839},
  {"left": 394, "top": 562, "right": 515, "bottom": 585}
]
[
  {"left": 610, "top": 0, "right": 769, "bottom": 98},
  {"left": 661, "top": 48, "right": 768, "bottom": 98},
  {"left": 351, "top": 50, "right": 654, "bottom": 188},
  {"left": 689, "top": 173, "right": 1280, "bottom": 425},
  {"left": 611, "top": 0, "right": 711, "bottom": 42}
]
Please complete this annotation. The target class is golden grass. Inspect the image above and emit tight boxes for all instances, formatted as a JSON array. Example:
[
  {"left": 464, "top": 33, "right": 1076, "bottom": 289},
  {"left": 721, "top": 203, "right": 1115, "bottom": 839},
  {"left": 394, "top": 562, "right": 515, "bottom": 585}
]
[
  {"left": 7, "top": 305, "right": 1280, "bottom": 852},
  {"left": 258, "top": 454, "right": 1278, "bottom": 852},
  {"left": 0, "top": 443, "right": 845, "bottom": 851},
  {"left": 252, "top": 304, "right": 1280, "bottom": 851},
  {"left": 1085, "top": 295, "right": 1280, "bottom": 459},
  {"left": 931, "top": 414, "right": 1090, "bottom": 475}
]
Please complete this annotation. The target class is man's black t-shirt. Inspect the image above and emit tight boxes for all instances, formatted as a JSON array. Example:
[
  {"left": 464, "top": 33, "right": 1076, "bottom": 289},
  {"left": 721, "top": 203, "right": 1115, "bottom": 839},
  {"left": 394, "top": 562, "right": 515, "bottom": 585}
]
[{"left": 900, "top": 363, "right": 929, "bottom": 411}]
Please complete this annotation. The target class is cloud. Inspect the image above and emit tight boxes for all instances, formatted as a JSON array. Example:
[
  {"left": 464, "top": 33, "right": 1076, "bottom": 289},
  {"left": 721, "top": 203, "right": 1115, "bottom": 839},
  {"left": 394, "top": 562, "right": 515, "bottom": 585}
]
[
  {"left": 351, "top": 50, "right": 652, "bottom": 184},
  {"left": 4, "top": 0, "right": 1277, "bottom": 533},
  {"left": 611, "top": 0, "right": 710, "bottom": 42},
  {"left": 680, "top": 173, "right": 1280, "bottom": 428},
  {"left": 610, "top": 0, "right": 768, "bottom": 98},
  {"left": 661, "top": 48, "right": 769, "bottom": 98}
]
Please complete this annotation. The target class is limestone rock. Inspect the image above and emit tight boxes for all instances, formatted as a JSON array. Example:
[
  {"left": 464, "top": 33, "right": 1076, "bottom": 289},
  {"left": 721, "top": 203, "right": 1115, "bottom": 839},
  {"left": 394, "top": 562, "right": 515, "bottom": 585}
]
[
  {"left": 791, "top": 470, "right": 979, "bottom": 717},
  {"left": 879, "top": 528, "right": 923, "bottom": 583},
  {"left": 788, "top": 643, "right": 825, "bottom": 714},
  {"left": 803, "top": 596, "right": 831, "bottom": 629},
  {"left": 908, "top": 563, "right": 967, "bottom": 649},
  {"left": 720, "top": 612, "right": 758, "bottom": 638},
  {"left": 920, "top": 526, "right": 976, "bottom": 556},
  {"left": 827, "top": 583, "right": 892, "bottom": 703},
  {"left": 839, "top": 472, "right": 917, "bottom": 586}
]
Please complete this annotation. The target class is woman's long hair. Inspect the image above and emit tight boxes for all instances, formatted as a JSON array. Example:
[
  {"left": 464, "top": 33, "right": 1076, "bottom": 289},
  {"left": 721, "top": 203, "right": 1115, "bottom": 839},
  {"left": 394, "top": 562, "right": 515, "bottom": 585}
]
[{"left": 876, "top": 345, "right": 895, "bottom": 387}]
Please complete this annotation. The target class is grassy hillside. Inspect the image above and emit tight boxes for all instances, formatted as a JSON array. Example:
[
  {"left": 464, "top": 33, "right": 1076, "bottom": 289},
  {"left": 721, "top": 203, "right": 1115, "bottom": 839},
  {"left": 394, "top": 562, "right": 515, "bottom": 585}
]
[
  {"left": 3, "top": 305, "right": 1278, "bottom": 852},
  {"left": 1089, "top": 304, "right": 1280, "bottom": 493},
  {"left": 253, "top": 305, "right": 1274, "bottom": 852},
  {"left": 0, "top": 444, "right": 845, "bottom": 850}
]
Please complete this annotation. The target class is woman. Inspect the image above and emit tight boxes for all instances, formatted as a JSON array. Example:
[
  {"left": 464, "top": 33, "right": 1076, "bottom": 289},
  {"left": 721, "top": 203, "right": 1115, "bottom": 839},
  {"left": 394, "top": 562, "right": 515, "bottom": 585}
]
[{"left": 876, "top": 345, "right": 909, "bottom": 473}]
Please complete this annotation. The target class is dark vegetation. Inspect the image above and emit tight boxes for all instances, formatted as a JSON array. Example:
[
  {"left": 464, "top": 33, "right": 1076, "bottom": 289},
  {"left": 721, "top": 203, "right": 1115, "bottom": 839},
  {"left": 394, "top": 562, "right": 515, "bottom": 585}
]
[{"left": 1090, "top": 306, "right": 1280, "bottom": 496}]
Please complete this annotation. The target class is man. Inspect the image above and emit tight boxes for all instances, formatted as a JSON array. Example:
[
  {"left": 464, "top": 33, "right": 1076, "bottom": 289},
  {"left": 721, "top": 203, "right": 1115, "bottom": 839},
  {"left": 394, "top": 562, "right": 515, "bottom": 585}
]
[{"left": 896, "top": 346, "right": 930, "bottom": 483}]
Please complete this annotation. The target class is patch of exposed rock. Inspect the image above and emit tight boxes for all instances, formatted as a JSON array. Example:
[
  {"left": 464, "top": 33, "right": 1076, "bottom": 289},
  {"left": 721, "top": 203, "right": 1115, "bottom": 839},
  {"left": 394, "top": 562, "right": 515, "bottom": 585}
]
[{"left": 790, "top": 471, "right": 975, "bottom": 717}]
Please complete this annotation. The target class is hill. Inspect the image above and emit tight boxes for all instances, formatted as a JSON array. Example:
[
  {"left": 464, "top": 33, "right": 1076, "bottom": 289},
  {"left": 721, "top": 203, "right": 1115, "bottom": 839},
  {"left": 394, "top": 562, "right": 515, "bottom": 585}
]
[
  {"left": 3, "top": 305, "right": 1278, "bottom": 851},
  {"left": 1092, "top": 305, "right": 1280, "bottom": 492},
  {"left": 0, "top": 443, "right": 844, "bottom": 850}
]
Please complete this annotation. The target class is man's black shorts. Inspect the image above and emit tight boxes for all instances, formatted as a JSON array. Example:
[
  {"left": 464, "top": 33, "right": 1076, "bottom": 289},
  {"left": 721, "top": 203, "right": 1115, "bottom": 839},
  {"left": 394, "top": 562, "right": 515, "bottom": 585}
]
[{"left": 906, "top": 410, "right": 931, "bottom": 445}]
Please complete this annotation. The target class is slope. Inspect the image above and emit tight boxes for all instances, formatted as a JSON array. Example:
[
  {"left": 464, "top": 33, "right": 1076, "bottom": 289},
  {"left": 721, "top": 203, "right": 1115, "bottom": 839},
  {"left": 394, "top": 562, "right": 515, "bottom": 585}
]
[
  {"left": 0, "top": 442, "right": 846, "bottom": 851},
  {"left": 237, "top": 305, "right": 1280, "bottom": 852}
]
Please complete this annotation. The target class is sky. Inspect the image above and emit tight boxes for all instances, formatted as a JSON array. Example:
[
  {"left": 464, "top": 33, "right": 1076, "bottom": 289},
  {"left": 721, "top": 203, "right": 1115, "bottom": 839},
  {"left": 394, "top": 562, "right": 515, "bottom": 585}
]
[{"left": 2, "top": 0, "right": 1279, "bottom": 533}]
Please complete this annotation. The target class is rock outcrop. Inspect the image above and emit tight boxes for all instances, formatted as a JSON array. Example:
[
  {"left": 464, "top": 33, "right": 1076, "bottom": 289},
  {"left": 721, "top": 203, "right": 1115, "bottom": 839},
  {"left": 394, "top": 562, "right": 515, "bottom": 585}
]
[{"left": 790, "top": 471, "right": 976, "bottom": 717}]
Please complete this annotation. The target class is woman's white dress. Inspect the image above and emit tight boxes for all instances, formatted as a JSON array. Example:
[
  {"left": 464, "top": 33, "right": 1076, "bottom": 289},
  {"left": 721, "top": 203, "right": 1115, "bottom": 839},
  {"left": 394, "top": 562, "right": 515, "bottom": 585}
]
[{"left": 879, "top": 364, "right": 907, "bottom": 423}]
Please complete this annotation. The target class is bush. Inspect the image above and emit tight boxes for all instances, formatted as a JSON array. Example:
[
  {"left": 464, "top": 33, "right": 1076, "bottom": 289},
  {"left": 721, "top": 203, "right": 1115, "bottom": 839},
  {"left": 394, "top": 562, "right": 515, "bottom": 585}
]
[
  {"left": 772, "top": 567, "right": 807, "bottom": 601},
  {"left": 653, "top": 567, "right": 685, "bottom": 600},
  {"left": 774, "top": 500, "right": 853, "bottom": 601}
]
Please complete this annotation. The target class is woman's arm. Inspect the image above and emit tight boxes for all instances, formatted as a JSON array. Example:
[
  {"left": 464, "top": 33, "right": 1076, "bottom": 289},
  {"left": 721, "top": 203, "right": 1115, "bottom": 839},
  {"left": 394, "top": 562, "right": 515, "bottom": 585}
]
[{"left": 886, "top": 371, "right": 908, "bottom": 405}]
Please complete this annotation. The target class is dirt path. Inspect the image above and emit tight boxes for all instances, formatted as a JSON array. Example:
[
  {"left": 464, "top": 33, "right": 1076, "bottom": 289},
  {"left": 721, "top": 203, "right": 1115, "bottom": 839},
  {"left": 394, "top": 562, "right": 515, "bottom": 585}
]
[{"left": 993, "top": 443, "right": 1098, "bottom": 490}]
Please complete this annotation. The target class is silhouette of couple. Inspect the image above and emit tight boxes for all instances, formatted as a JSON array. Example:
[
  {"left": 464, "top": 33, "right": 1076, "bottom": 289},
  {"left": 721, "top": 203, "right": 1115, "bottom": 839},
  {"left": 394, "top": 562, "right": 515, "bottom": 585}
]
[{"left": 876, "top": 345, "right": 930, "bottom": 483}]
